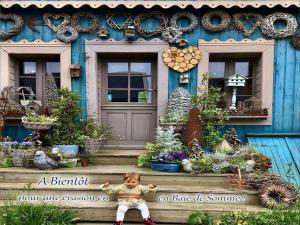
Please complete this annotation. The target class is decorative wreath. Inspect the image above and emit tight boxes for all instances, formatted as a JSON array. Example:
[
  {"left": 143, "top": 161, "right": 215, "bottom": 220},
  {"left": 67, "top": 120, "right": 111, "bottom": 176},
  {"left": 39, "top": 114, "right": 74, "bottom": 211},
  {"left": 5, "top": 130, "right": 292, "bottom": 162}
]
[
  {"left": 56, "top": 26, "right": 78, "bottom": 43},
  {"left": 170, "top": 11, "right": 198, "bottom": 33},
  {"left": 0, "top": 13, "right": 24, "bottom": 40},
  {"left": 161, "top": 26, "right": 183, "bottom": 44},
  {"left": 291, "top": 33, "right": 300, "bottom": 50},
  {"left": 201, "top": 10, "right": 231, "bottom": 32},
  {"left": 134, "top": 11, "right": 168, "bottom": 37},
  {"left": 259, "top": 183, "right": 294, "bottom": 209},
  {"left": 71, "top": 12, "right": 100, "bottom": 33},
  {"left": 233, "top": 13, "right": 263, "bottom": 37},
  {"left": 261, "top": 12, "right": 297, "bottom": 39},
  {"left": 43, "top": 13, "right": 70, "bottom": 32},
  {"left": 106, "top": 12, "right": 133, "bottom": 30}
]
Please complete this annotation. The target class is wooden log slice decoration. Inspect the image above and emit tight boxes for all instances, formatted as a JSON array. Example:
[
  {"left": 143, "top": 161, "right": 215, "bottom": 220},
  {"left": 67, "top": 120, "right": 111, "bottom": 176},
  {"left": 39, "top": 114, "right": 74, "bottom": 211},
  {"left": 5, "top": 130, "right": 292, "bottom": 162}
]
[{"left": 182, "top": 107, "right": 203, "bottom": 146}]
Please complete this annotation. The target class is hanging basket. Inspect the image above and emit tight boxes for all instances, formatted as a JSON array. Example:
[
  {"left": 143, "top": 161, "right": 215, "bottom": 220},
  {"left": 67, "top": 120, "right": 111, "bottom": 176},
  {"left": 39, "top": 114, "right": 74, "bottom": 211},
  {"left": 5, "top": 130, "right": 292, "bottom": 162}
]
[
  {"left": 225, "top": 168, "right": 249, "bottom": 191},
  {"left": 22, "top": 116, "right": 54, "bottom": 130}
]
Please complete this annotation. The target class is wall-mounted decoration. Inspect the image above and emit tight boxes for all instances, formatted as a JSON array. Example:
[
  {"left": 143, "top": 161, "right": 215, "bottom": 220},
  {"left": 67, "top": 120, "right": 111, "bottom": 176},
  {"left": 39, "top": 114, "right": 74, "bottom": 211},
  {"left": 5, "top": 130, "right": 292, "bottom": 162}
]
[
  {"left": 97, "top": 27, "right": 109, "bottom": 37},
  {"left": 201, "top": 10, "right": 231, "bottom": 32},
  {"left": 124, "top": 25, "right": 136, "bottom": 40},
  {"left": 71, "top": 12, "right": 99, "bottom": 33},
  {"left": 179, "top": 73, "right": 189, "bottom": 84},
  {"left": 261, "top": 12, "right": 297, "bottom": 39},
  {"left": 233, "top": 13, "right": 263, "bottom": 37},
  {"left": 291, "top": 33, "right": 300, "bottom": 50},
  {"left": 56, "top": 26, "right": 78, "bottom": 43},
  {"left": 134, "top": 11, "right": 168, "bottom": 37},
  {"left": 162, "top": 46, "right": 201, "bottom": 74},
  {"left": 161, "top": 26, "right": 183, "bottom": 44},
  {"left": 70, "top": 64, "right": 81, "bottom": 78},
  {"left": 226, "top": 73, "right": 247, "bottom": 111},
  {"left": 0, "top": 13, "right": 24, "bottom": 40},
  {"left": 170, "top": 11, "right": 198, "bottom": 33},
  {"left": 106, "top": 12, "right": 133, "bottom": 30},
  {"left": 43, "top": 13, "right": 70, "bottom": 32},
  {"left": 26, "top": 16, "right": 40, "bottom": 33}
]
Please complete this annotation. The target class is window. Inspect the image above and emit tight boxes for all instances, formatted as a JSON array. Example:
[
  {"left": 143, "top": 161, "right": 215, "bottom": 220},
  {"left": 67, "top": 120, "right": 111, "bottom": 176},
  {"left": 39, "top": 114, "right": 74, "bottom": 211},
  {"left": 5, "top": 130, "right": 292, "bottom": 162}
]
[
  {"left": 18, "top": 58, "right": 60, "bottom": 103},
  {"left": 105, "top": 60, "right": 155, "bottom": 104}
]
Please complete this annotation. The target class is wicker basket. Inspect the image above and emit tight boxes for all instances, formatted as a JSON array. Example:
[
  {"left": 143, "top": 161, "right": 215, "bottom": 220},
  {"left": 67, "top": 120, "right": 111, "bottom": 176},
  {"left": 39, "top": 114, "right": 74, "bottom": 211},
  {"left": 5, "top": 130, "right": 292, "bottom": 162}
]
[
  {"left": 9, "top": 149, "right": 35, "bottom": 167},
  {"left": 22, "top": 116, "right": 53, "bottom": 130},
  {"left": 23, "top": 154, "right": 35, "bottom": 168},
  {"left": 225, "top": 168, "right": 249, "bottom": 191}
]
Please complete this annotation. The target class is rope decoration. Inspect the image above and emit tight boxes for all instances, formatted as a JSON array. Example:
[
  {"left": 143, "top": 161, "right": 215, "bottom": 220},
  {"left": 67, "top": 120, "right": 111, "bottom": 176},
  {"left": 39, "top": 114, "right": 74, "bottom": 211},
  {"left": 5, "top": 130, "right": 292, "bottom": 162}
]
[
  {"left": 170, "top": 11, "right": 198, "bottom": 33},
  {"left": 161, "top": 26, "right": 183, "bottom": 44},
  {"left": 233, "top": 13, "right": 263, "bottom": 37},
  {"left": 261, "top": 12, "right": 297, "bottom": 39},
  {"left": 106, "top": 12, "right": 133, "bottom": 30},
  {"left": 56, "top": 26, "right": 78, "bottom": 43},
  {"left": 43, "top": 13, "right": 70, "bottom": 32},
  {"left": 201, "top": 10, "right": 231, "bottom": 32},
  {"left": 71, "top": 12, "right": 100, "bottom": 33},
  {"left": 0, "top": 13, "right": 24, "bottom": 40},
  {"left": 134, "top": 12, "right": 168, "bottom": 37},
  {"left": 291, "top": 33, "right": 300, "bottom": 50}
]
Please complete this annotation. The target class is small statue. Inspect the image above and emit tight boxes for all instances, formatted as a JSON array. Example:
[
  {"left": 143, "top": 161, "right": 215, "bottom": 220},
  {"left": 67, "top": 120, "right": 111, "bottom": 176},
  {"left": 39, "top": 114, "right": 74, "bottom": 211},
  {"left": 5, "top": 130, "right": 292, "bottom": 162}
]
[
  {"left": 100, "top": 172, "right": 157, "bottom": 225},
  {"left": 33, "top": 150, "right": 57, "bottom": 170}
]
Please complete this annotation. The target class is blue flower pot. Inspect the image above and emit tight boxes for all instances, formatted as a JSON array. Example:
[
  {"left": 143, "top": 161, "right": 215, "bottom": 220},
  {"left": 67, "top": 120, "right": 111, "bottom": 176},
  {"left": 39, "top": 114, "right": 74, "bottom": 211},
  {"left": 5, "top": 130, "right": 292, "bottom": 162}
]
[
  {"left": 150, "top": 161, "right": 181, "bottom": 173},
  {"left": 53, "top": 145, "right": 79, "bottom": 159}
]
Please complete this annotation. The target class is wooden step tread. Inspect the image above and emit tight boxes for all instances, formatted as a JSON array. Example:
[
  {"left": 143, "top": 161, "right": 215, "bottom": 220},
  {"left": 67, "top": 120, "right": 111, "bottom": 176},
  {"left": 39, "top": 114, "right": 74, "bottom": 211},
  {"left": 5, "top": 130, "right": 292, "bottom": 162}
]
[{"left": 91, "top": 150, "right": 143, "bottom": 157}]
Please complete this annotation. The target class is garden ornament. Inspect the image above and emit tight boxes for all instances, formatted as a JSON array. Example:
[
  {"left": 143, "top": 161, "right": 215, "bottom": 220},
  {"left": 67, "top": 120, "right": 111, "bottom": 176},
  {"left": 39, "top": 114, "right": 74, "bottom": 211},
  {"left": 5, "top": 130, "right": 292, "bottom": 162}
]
[
  {"left": 0, "top": 13, "right": 24, "bottom": 39},
  {"left": 181, "top": 159, "right": 200, "bottom": 174},
  {"left": 33, "top": 150, "right": 58, "bottom": 170},
  {"left": 100, "top": 172, "right": 157, "bottom": 225}
]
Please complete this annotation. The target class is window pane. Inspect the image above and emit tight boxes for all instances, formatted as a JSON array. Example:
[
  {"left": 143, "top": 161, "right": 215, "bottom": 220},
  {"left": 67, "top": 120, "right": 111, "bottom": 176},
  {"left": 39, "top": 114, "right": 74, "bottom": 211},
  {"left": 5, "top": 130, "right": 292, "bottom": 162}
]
[
  {"left": 54, "top": 78, "right": 60, "bottom": 88},
  {"left": 235, "top": 62, "right": 249, "bottom": 76},
  {"left": 19, "top": 78, "right": 36, "bottom": 93},
  {"left": 238, "top": 79, "right": 252, "bottom": 95},
  {"left": 107, "top": 90, "right": 128, "bottom": 102},
  {"left": 209, "top": 79, "right": 225, "bottom": 92},
  {"left": 131, "top": 63, "right": 151, "bottom": 76},
  {"left": 209, "top": 62, "right": 225, "bottom": 78},
  {"left": 131, "top": 76, "right": 152, "bottom": 89},
  {"left": 46, "top": 62, "right": 60, "bottom": 77},
  {"left": 21, "top": 62, "right": 36, "bottom": 76},
  {"left": 108, "top": 63, "right": 128, "bottom": 75},
  {"left": 108, "top": 76, "right": 128, "bottom": 88},
  {"left": 130, "top": 90, "right": 152, "bottom": 103}
]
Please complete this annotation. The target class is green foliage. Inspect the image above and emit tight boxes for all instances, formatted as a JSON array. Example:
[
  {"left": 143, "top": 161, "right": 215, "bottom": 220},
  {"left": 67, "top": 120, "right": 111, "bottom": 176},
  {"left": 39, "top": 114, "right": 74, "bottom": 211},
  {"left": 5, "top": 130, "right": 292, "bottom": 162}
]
[
  {"left": 137, "top": 143, "right": 160, "bottom": 167},
  {"left": 191, "top": 86, "right": 228, "bottom": 147},
  {"left": 159, "top": 113, "right": 188, "bottom": 124},
  {"left": 187, "top": 211, "right": 215, "bottom": 225},
  {"left": 218, "top": 211, "right": 250, "bottom": 225},
  {"left": 25, "top": 113, "right": 57, "bottom": 124},
  {"left": 155, "top": 126, "right": 183, "bottom": 153},
  {"left": 80, "top": 118, "right": 112, "bottom": 141},
  {"left": 0, "top": 201, "right": 78, "bottom": 225},
  {"left": 0, "top": 156, "right": 14, "bottom": 167},
  {"left": 47, "top": 88, "right": 82, "bottom": 145},
  {"left": 191, "top": 157, "right": 214, "bottom": 173}
]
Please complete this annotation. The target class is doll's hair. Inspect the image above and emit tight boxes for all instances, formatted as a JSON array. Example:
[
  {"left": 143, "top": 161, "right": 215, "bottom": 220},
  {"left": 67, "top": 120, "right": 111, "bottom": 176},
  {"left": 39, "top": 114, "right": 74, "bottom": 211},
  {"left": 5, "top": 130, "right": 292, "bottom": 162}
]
[{"left": 123, "top": 172, "right": 140, "bottom": 182}]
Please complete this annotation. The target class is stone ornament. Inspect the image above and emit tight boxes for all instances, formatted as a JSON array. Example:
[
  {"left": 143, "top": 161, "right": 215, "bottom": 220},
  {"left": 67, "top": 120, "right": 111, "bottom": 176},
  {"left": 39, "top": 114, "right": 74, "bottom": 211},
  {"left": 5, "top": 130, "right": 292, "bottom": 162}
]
[
  {"left": 261, "top": 12, "right": 297, "bottom": 39},
  {"left": 71, "top": 12, "right": 100, "bottom": 33},
  {"left": 0, "top": 13, "right": 24, "bottom": 39},
  {"left": 162, "top": 46, "right": 201, "bottom": 74},
  {"left": 134, "top": 11, "right": 168, "bottom": 37},
  {"left": 161, "top": 26, "right": 183, "bottom": 44},
  {"left": 201, "top": 10, "right": 231, "bottom": 32},
  {"left": 233, "top": 13, "right": 263, "bottom": 37},
  {"left": 291, "top": 33, "right": 300, "bottom": 50},
  {"left": 56, "top": 26, "right": 78, "bottom": 43},
  {"left": 43, "top": 13, "right": 70, "bottom": 32},
  {"left": 170, "top": 11, "right": 198, "bottom": 33},
  {"left": 106, "top": 12, "right": 133, "bottom": 30}
]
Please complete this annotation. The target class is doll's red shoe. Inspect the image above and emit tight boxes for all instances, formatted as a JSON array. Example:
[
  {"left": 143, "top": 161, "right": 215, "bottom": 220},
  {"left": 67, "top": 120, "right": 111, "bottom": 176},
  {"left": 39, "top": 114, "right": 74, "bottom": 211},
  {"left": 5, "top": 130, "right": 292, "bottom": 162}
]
[
  {"left": 144, "top": 218, "right": 156, "bottom": 225},
  {"left": 114, "top": 221, "right": 123, "bottom": 225}
]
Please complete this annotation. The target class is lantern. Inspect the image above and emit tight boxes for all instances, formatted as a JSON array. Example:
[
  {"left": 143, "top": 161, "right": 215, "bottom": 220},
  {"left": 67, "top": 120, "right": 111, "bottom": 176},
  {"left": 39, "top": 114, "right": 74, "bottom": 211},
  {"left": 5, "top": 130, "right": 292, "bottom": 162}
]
[
  {"left": 124, "top": 25, "right": 136, "bottom": 40},
  {"left": 70, "top": 64, "right": 81, "bottom": 78},
  {"left": 226, "top": 73, "right": 247, "bottom": 110}
]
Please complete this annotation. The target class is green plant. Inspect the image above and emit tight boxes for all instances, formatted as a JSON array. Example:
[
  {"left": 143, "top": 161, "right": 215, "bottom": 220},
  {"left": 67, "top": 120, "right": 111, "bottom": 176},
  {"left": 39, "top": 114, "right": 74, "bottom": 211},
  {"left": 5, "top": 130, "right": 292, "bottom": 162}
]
[
  {"left": 47, "top": 88, "right": 83, "bottom": 145},
  {"left": 0, "top": 201, "right": 78, "bottom": 225},
  {"left": 80, "top": 117, "right": 112, "bottom": 141},
  {"left": 138, "top": 143, "right": 160, "bottom": 167},
  {"left": 190, "top": 157, "right": 213, "bottom": 173},
  {"left": 187, "top": 211, "right": 215, "bottom": 225},
  {"left": 155, "top": 126, "right": 184, "bottom": 153},
  {"left": 159, "top": 113, "right": 188, "bottom": 124},
  {"left": 0, "top": 156, "right": 14, "bottom": 167},
  {"left": 218, "top": 211, "right": 250, "bottom": 225},
  {"left": 25, "top": 113, "right": 57, "bottom": 124}
]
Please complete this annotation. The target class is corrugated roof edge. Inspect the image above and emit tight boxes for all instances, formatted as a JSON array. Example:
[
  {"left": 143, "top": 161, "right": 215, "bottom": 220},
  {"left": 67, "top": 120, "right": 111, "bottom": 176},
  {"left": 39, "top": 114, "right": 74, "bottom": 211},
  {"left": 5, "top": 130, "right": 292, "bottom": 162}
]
[{"left": 247, "top": 133, "right": 300, "bottom": 137}]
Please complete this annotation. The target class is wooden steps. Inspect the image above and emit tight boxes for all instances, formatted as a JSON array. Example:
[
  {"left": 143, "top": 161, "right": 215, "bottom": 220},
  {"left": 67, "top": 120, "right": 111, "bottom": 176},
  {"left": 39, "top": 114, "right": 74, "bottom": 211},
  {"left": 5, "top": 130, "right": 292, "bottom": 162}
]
[{"left": 90, "top": 150, "right": 142, "bottom": 165}]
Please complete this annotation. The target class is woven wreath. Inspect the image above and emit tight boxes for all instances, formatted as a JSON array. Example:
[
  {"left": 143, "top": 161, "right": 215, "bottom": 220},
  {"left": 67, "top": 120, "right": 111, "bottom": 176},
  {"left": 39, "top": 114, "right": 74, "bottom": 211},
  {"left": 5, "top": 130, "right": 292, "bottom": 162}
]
[
  {"left": 43, "top": 13, "right": 70, "bottom": 32},
  {"left": 170, "top": 11, "right": 198, "bottom": 33},
  {"left": 291, "top": 33, "right": 300, "bottom": 50},
  {"left": 161, "top": 26, "right": 183, "bottom": 44},
  {"left": 233, "top": 13, "right": 263, "bottom": 37},
  {"left": 56, "top": 26, "right": 78, "bottom": 43},
  {"left": 0, "top": 13, "right": 24, "bottom": 40},
  {"left": 201, "top": 10, "right": 231, "bottom": 32},
  {"left": 71, "top": 12, "right": 100, "bottom": 33},
  {"left": 106, "top": 12, "right": 133, "bottom": 30},
  {"left": 134, "top": 12, "right": 168, "bottom": 37},
  {"left": 261, "top": 12, "right": 297, "bottom": 39},
  {"left": 259, "top": 183, "right": 294, "bottom": 209}
]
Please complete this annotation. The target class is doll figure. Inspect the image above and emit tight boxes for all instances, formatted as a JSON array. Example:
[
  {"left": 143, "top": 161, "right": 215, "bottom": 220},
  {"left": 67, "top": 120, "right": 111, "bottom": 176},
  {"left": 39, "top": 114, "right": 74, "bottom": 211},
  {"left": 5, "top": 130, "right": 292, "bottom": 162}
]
[{"left": 100, "top": 172, "right": 157, "bottom": 225}]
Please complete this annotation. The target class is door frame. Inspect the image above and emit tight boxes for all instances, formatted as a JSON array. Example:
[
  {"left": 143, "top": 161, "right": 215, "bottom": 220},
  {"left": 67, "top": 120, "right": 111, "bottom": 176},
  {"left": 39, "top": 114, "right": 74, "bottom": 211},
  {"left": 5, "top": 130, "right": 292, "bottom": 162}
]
[{"left": 85, "top": 38, "right": 169, "bottom": 123}]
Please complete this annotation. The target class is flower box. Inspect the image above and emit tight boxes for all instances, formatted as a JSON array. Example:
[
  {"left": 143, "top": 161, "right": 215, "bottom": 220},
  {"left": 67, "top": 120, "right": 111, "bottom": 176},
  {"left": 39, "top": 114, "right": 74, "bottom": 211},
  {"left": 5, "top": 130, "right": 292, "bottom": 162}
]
[{"left": 150, "top": 160, "right": 181, "bottom": 173}]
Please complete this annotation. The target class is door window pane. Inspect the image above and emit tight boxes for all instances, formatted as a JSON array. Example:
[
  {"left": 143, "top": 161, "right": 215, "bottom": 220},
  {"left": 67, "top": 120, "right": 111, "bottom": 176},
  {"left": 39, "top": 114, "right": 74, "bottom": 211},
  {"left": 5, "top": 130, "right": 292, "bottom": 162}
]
[
  {"left": 108, "top": 63, "right": 128, "bottom": 75},
  {"left": 235, "top": 62, "right": 249, "bottom": 76},
  {"left": 107, "top": 90, "right": 128, "bottom": 102},
  {"left": 130, "top": 76, "right": 152, "bottom": 89},
  {"left": 21, "top": 62, "right": 36, "bottom": 76},
  {"left": 108, "top": 76, "right": 128, "bottom": 88},
  {"left": 209, "top": 62, "right": 225, "bottom": 78},
  {"left": 130, "top": 90, "right": 152, "bottom": 103},
  {"left": 131, "top": 63, "right": 151, "bottom": 76},
  {"left": 46, "top": 61, "right": 60, "bottom": 87},
  {"left": 208, "top": 79, "right": 225, "bottom": 92},
  {"left": 19, "top": 78, "right": 36, "bottom": 93}
]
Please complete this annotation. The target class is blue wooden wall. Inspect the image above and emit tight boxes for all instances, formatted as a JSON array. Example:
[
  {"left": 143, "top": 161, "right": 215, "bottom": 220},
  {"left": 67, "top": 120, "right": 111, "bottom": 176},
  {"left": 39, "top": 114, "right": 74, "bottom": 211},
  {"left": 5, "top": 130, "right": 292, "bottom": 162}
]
[{"left": 1, "top": 6, "right": 300, "bottom": 141}]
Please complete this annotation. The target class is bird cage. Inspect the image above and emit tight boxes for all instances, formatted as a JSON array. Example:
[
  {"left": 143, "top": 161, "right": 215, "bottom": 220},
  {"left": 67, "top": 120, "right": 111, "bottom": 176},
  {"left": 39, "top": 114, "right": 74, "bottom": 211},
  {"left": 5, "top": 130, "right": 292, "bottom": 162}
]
[{"left": 226, "top": 73, "right": 247, "bottom": 87}]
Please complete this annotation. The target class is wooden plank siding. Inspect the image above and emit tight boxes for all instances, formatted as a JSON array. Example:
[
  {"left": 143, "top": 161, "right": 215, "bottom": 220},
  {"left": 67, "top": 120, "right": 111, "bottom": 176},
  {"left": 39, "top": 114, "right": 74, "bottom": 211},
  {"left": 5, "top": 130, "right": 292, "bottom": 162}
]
[{"left": 1, "top": 6, "right": 300, "bottom": 140}]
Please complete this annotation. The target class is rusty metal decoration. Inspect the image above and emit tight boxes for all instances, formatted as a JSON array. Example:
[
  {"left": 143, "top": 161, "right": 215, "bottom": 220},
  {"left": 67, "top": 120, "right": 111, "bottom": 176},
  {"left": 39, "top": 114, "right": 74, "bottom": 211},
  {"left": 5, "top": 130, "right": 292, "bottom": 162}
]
[
  {"left": 170, "top": 11, "right": 198, "bottom": 33},
  {"left": 0, "top": 13, "right": 24, "bottom": 39},
  {"left": 43, "top": 13, "right": 70, "bottom": 32},
  {"left": 71, "top": 12, "right": 100, "bottom": 33},
  {"left": 26, "top": 16, "right": 41, "bottom": 33},
  {"left": 201, "top": 10, "right": 231, "bottom": 32},
  {"left": 233, "top": 13, "right": 263, "bottom": 37},
  {"left": 182, "top": 108, "right": 203, "bottom": 146}
]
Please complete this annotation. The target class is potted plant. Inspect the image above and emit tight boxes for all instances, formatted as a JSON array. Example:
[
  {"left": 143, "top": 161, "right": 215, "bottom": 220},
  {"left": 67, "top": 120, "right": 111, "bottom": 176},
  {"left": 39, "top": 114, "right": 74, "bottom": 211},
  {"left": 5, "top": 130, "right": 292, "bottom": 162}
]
[
  {"left": 159, "top": 113, "right": 188, "bottom": 133},
  {"left": 47, "top": 88, "right": 82, "bottom": 159},
  {"left": 22, "top": 113, "right": 57, "bottom": 130},
  {"left": 7, "top": 141, "right": 36, "bottom": 167}
]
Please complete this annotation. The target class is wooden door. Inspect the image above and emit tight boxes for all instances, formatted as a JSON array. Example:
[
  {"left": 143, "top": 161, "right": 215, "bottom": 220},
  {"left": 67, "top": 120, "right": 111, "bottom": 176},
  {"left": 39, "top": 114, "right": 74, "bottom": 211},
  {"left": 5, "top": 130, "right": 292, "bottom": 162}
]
[{"left": 100, "top": 56, "right": 157, "bottom": 148}]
